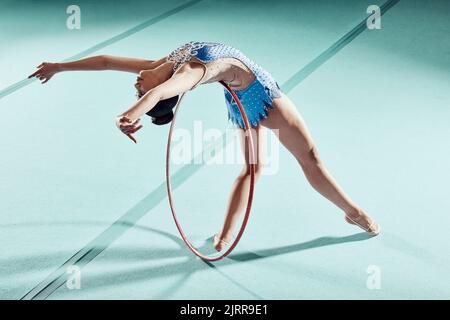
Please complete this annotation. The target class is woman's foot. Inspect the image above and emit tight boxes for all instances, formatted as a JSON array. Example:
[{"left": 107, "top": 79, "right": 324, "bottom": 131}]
[
  {"left": 213, "top": 232, "right": 233, "bottom": 252},
  {"left": 345, "top": 208, "right": 381, "bottom": 235}
]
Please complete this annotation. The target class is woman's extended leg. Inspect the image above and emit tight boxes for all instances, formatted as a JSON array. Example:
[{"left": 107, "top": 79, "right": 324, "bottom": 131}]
[
  {"left": 260, "top": 93, "right": 380, "bottom": 234},
  {"left": 214, "top": 125, "right": 265, "bottom": 251}
]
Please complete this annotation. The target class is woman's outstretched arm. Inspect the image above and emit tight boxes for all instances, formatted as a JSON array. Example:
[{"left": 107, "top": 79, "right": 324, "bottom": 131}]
[
  {"left": 28, "top": 55, "right": 167, "bottom": 83},
  {"left": 115, "top": 62, "right": 206, "bottom": 143}
]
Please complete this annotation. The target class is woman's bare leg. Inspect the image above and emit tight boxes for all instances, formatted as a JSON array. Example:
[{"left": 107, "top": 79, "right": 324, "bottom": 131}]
[
  {"left": 214, "top": 125, "right": 265, "bottom": 251},
  {"left": 260, "top": 93, "right": 380, "bottom": 234}
]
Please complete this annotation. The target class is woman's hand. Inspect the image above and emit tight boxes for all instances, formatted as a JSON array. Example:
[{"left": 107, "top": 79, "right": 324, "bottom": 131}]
[
  {"left": 115, "top": 115, "right": 143, "bottom": 144},
  {"left": 28, "top": 62, "right": 60, "bottom": 84}
]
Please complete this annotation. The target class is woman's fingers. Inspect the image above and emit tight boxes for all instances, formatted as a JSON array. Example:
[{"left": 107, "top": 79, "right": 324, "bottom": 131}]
[
  {"left": 120, "top": 126, "right": 133, "bottom": 134},
  {"left": 118, "top": 117, "right": 132, "bottom": 126},
  {"left": 126, "top": 133, "right": 137, "bottom": 144},
  {"left": 129, "top": 125, "right": 143, "bottom": 133},
  {"left": 29, "top": 72, "right": 50, "bottom": 80},
  {"left": 117, "top": 117, "right": 142, "bottom": 141},
  {"left": 119, "top": 116, "right": 139, "bottom": 123},
  {"left": 29, "top": 64, "right": 52, "bottom": 79},
  {"left": 128, "top": 118, "right": 140, "bottom": 125},
  {"left": 120, "top": 123, "right": 133, "bottom": 131},
  {"left": 122, "top": 126, "right": 141, "bottom": 135},
  {"left": 28, "top": 70, "right": 41, "bottom": 79},
  {"left": 120, "top": 119, "right": 141, "bottom": 130},
  {"left": 121, "top": 123, "right": 143, "bottom": 135}
]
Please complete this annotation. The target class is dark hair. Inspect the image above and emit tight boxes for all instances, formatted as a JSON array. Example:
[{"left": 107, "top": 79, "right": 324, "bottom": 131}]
[{"left": 137, "top": 90, "right": 179, "bottom": 125}]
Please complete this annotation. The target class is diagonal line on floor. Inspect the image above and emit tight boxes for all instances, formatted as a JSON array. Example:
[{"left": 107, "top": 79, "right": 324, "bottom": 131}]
[{"left": 0, "top": 0, "right": 204, "bottom": 100}]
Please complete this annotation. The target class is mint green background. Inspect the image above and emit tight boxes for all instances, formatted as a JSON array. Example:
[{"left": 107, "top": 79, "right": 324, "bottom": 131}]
[{"left": 0, "top": 0, "right": 449, "bottom": 299}]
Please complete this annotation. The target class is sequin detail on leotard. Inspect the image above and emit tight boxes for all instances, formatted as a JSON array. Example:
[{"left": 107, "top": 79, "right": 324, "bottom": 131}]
[{"left": 167, "top": 41, "right": 212, "bottom": 72}]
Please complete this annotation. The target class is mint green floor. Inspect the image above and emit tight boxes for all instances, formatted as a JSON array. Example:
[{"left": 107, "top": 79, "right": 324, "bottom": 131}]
[{"left": 1, "top": 0, "right": 449, "bottom": 300}]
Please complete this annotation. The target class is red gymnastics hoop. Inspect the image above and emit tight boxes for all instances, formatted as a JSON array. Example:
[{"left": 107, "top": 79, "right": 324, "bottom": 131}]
[{"left": 166, "top": 80, "right": 255, "bottom": 261}]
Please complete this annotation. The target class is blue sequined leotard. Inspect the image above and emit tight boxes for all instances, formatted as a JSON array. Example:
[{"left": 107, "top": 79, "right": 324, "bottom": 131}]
[{"left": 167, "top": 41, "right": 283, "bottom": 129}]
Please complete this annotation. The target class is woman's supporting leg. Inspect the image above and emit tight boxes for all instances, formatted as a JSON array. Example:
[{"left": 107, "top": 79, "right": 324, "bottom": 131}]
[
  {"left": 260, "top": 93, "right": 380, "bottom": 234},
  {"left": 214, "top": 125, "right": 265, "bottom": 251}
]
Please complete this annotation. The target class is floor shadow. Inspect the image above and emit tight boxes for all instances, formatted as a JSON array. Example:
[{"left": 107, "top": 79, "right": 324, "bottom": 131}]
[
  {"left": 5, "top": 221, "right": 375, "bottom": 299},
  {"left": 228, "top": 232, "right": 374, "bottom": 262}
]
